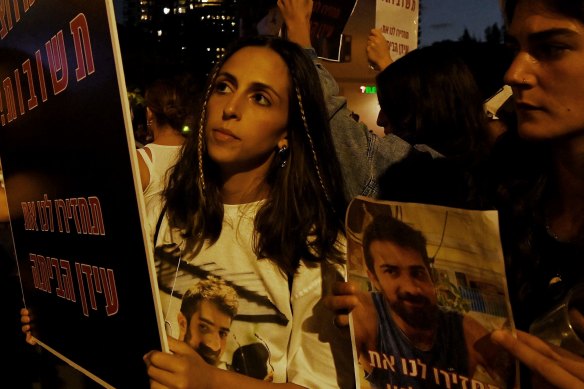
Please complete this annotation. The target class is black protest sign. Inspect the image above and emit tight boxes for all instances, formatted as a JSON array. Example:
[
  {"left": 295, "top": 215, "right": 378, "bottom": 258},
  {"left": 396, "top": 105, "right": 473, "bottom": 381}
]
[{"left": 0, "top": 1, "right": 165, "bottom": 387}]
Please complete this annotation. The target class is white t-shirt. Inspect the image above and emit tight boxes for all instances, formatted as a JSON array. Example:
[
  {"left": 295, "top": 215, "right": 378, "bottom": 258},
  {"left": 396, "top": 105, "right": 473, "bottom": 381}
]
[{"left": 153, "top": 201, "right": 354, "bottom": 388}]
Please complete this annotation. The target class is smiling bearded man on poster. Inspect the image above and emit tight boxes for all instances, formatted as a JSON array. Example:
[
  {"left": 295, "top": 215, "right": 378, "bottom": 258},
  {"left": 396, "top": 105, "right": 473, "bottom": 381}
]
[{"left": 354, "top": 215, "right": 508, "bottom": 388}]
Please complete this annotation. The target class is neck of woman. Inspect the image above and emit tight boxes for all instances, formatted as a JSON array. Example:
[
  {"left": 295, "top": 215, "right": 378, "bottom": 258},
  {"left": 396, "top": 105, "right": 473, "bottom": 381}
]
[
  {"left": 152, "top": 124, "right": 185, "bottom": 146},
  {"left": 220, "top": 171, "right": 270, "bottom": 205}
]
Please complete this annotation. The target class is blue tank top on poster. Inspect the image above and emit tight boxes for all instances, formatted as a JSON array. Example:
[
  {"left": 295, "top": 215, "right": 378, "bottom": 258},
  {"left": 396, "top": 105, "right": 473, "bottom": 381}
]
[{"left": 366, "top": 292, "right": 469, "bottom": 389}]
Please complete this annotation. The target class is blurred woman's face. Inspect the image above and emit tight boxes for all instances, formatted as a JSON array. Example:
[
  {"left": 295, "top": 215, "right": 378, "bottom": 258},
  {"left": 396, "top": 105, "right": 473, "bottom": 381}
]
[{"left": 504, "top": 1, "right": 584, "bottom": 142}]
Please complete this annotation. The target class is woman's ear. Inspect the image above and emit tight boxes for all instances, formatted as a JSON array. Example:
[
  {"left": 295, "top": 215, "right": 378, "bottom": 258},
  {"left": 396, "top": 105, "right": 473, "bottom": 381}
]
[
  {"left": 276, "top": 136, "right": 289, "bottom": 168},
  {"left": 277, "top": 136, "right": 288, "bottom": 150}
]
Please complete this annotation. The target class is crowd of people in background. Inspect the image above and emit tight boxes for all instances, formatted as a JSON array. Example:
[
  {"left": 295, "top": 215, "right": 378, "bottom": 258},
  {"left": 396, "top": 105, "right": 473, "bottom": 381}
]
[{"left": 12, "top": 0, "right": 584, "bottom": 387}]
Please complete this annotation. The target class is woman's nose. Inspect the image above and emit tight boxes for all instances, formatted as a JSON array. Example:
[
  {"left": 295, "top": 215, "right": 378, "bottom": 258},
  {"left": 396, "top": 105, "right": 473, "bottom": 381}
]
[
  {"left": 222, "top": 95, "right": 241, "bottom": 120},
  {"left": 504, "top": 51, "right": 533, "bottom": 88}
]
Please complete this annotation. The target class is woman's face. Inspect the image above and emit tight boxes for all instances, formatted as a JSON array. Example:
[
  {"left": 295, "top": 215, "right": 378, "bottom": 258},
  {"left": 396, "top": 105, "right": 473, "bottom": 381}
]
[
  {"left": 205, "top": 46, "right": 290, "bottom": 177},
  {"left": 504, "top": 1, "right": 584, "bottom": 142}
]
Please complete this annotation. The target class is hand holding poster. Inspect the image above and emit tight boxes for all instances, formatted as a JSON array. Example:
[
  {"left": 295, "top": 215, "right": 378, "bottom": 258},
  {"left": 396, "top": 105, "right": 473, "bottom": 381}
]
[
  {"left": 375, "top": 0, "right": 419, "bottom": 61},
  {"left": 346, "top": 197, "right": 517, "bottom": 388},
  {"left": 0, "top": 1, "right": 166, "bottom": 387}
]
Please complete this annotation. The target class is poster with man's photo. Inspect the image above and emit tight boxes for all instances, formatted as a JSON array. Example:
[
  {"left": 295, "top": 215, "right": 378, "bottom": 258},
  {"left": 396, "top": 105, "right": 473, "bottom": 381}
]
[{"left": 346, "top": 196, "right": 518, "bottom": 388}]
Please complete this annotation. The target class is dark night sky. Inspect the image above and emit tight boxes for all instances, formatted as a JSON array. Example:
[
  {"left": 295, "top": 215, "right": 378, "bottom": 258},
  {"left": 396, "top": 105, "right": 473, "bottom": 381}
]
[
  {"left": 112, "top": 0, "right": 504, "bottom": 45},
  {"left": 420, "top": 0, "right": 504, "bottom": 45}
]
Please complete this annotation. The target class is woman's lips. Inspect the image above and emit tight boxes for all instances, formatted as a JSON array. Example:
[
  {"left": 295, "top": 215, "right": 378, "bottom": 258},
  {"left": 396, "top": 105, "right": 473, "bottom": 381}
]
[
  {"left": 212, "top": 128, "right": 239, "bottom": 141},
  {"left": 515, "top": 101, "right": 540, "bottom": 111}
]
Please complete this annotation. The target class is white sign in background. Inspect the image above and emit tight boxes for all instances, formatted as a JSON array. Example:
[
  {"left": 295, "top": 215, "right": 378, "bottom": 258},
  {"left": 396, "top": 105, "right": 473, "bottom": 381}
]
[{"left": 375, "top": 0, "right": 419, "bottom": 61}]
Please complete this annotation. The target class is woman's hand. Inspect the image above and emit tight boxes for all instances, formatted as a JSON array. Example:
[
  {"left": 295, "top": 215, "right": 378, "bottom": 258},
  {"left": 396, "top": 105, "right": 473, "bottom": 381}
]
[
  {"left": 278, "top": 0, "right": 313, "bottom": 48},
  {"left": 367, "top": 28, "right": 392, "bottom": 71},
  {"left": 144, "top": 337, "right": 303, "bottom": 388},
  {"left": 145, "top": 337, "right": 217, "bottom": 389},
  {"left": 491, "top": 329, "right": 584, "bottom": 389},
  {"left": 323, "top": 280, "right": 360, "bottom": 327},
  {"left": 20, "top": 308, "right": 37, "bottom": 345}
]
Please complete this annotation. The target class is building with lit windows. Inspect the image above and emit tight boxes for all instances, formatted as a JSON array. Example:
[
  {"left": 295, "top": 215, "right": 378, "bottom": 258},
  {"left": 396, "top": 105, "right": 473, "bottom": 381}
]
[{"left": 122, "top": 0, "right": 239, "bottom": 79}]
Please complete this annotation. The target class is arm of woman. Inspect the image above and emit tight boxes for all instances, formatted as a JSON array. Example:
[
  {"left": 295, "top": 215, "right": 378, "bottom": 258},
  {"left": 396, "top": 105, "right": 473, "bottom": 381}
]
[
  {"left": 491, "top": 329, "right": 584, "bottom": 389},
  {"left": 277, "top": 0, "right": 312, "bottom": 48}
]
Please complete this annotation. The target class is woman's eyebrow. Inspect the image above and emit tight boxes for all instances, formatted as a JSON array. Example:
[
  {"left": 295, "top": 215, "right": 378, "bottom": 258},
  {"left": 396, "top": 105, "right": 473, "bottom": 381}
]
[
  {"left": 528, "top": 27, "right": 579, "bottom": 43},
  {"left": 505, "top": 27, "right": 579, "bottom": 44},
  {"left": 248, "top": 81, "right": 282, "bottom": 99},
  {"left": 216, "top": 71, "right": 237, "bottom": 85},
  {"left": 216, "top": 71, "right": 282, "bottom": 99}
]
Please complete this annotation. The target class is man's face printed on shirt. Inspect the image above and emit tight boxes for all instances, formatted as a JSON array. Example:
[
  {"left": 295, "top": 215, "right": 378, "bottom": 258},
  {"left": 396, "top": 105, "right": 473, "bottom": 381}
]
[{"left": 183, "top": 300, "right": 232, "bottom": 365}]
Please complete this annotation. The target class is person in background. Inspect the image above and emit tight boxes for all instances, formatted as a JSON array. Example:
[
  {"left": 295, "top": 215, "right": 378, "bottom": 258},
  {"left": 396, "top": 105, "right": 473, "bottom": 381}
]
[
  {"left": 278, "top": 0, "right": 413, "bottom": 201},
  {"left": 128, "top": 88, "right": 150, "bottom": 148},
  {"left": 136, "top": 76, "right": 198, "bottom": 241},
  {"left": 487, "top": 0, "right": 584, "bottom": 387},
  {"left": 137, "top": 76, "right": 191, "bottom": 192},
  {"left": 279, "top": 1, "right": 512, "bottom": 207},
  {"left": 373, "top": 40, "right": 512, "bottom": 209},
  {"left": 367, "top": 25, "right": 514, "bottom": 151},
  {"left": 143, "top": 34, "right": 353, "bottom": 388},
  {"left": 376, "top": 42, "right": 494, "bottom": 155}
]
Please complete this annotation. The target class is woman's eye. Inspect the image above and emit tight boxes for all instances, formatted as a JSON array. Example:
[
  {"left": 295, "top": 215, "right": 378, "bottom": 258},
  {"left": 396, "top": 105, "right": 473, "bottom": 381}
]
[
  {"left": 214, "top": 81, "right": 230, "bottom": 94},
  {"left": 253, "top": 93, "right": 270, "bottom": 106},
  {"left": 535, "top": 43, "right": 569, "bottom": 59}
]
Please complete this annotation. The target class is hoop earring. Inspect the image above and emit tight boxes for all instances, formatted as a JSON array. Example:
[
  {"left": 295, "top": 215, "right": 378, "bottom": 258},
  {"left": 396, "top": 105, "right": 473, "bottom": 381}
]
[{"left": 277, "top": 145, "right": 289, "bottom": 168}]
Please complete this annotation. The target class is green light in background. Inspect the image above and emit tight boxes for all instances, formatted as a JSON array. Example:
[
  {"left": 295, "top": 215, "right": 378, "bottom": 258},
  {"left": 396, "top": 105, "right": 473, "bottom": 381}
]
[{"left": 359, "top": 85, "right": 377, "bottom": 94}]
